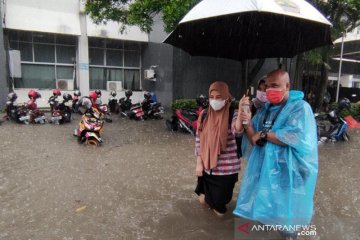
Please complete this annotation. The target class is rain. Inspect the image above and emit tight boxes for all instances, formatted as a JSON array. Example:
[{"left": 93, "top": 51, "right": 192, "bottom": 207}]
[{"left": 0, "top": 115, "right": 359, "bottom": 239}]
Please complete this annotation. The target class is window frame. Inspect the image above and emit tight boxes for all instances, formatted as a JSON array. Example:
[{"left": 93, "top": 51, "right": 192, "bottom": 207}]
[
  {"left": 88, "top": 37, "right": 142, "bottom": 91},
  {"left": 8, "top": 30, "right": 77, "bottom": 89}
]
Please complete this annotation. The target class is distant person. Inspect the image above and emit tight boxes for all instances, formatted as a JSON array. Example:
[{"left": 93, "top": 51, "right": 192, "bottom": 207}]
[
  {"left": 195, "top": 81, "right": 241, "bottom": 216},
  {"left": 306, "top": 90, "right": 316, "bottom": 111},
  {"left": 236, "top": 77, "right": 268, "bottom": 158},
  {"left": 251, "top": 77, "right": 267, "bottom": 116},
  {"left": 233, "top": 69, "right": 318, "bottom": 240}
]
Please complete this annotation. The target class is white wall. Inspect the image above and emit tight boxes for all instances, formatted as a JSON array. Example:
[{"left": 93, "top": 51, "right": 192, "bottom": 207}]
[
  {"left": 4, "top": 0, "right": 81, "bottom": 35},
  {"left": 340, "top": 75, "right": 353, "bottom": 88},
  {"left": 334, "top": 26, "right": 360, "bottom": 43},
  {"left": 86, "top": 17, "right": 148, "bottom": 42}
]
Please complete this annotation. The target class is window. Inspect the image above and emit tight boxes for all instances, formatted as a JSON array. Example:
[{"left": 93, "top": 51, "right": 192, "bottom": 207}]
[
  {"left": 57, "top": 46, "right": 76, "bottom": 64},
  {"left": 89, "top": 68, "right": 123, "bottom": 90},
  {"left": 106, "top": 49, "right": 123, "bottom": 66},
  {"left": 34, "top": 44, "right": 55, "bottom": 62},
  {"left": 89, "top": 48, "right": 104, "bottom": 65},
  {"left": 124, "top": 69, "right": 140, "bottom": 90},
  {"left": 7, "top": 30, "right": 77, "bottom": 89},
  {"left": 16, "top": 64, "right": 55, "bottom": 89},
  {"left": 124, "top": 50, "right": 140, "bottom": 67},
  {"left": 57, "top": 66, "right": 74, "bottom": 79},
  {"left": 88, "top": 38, "right": 141, "bottom": 91},
  {"left": 353, "top": 82, "right": 360, "bottom": 88}
]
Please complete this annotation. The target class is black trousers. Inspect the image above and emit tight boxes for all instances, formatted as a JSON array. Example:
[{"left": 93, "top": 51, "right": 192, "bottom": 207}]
[{"left": 195, "top": 171, "right": 238, "bottom": 214}]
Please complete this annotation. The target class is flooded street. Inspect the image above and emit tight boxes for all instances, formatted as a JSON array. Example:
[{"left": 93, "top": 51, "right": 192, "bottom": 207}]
[{"left": 0, "top": 114, "right": 359, "bottom": 240}]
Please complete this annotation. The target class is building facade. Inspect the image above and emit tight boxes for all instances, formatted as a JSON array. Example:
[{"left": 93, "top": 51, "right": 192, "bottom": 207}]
[
  {"left": 1, "top": 0, "right": 302, "bottom": 109},
  {"left": 1, "top": 0, "right": 148, "bottom": 107},
  {"left": 330, "top": 26, "right": 360, "bottom": 88}
]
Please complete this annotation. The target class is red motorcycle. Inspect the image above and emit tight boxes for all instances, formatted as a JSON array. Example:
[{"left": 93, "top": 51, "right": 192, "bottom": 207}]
[
  {"left": 119, "top": 90, "right": 144, "bottom": 121},
  {"left": 27, "top": 90, "right": 46, "bottom": 124},
  {"left": 50, "top": 93, "right": 73, "bottom": 124},
  {"left": 166, "top": 95, "right": 208, "bottom": 135}
]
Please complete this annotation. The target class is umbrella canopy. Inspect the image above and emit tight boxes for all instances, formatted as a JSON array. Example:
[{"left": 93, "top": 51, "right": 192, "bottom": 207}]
[{"left": 163, "top": 0, "right": 332, "bottom": 60}]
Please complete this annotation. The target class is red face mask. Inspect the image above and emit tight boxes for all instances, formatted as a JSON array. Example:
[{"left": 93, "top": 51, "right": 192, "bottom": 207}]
[{"left": 266, "top": 88, "right": 285, "bottom": 104}]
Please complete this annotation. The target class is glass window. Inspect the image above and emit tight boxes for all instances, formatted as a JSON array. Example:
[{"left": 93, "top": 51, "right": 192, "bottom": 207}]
[
  {"left": 19, "top": 43, "right": 33, "bottom": 62},
  {"left": 124, "top": 69, "right": 140, "bottom": 90},
  {"left": 57, "top": 45, "right": 76, "bottom": 64},
  {"left": 8, "top": 31, "right": 19, "bottom": 41},
  {"left": 106, "top": 49, "right": 123, "bottom": 66},
  {"left": 107, "top": 68, "right": 123, "bottom": 82},
  {"left": 33, "top": 32, "right": 55, "bottom": 43},
  {"left": 9, "top": 41, "right": 19, "bottom": 50},
  {"left": 124, "top": 41, "right": 140, "bottom": 51},
  {"left": 8, "top": 41, "right": 32, "bottom": 62},
  {"left": 56, "top": 35, "right": 77, "bottom": 45},
  {"left": 106, "top": 39, "right": 123, "bottom": 49},
  {"left": 89, "top": 38, "right": 105, "bottom": 48},
  {"left": 16, "top": 64, "right": 55, "bottom": 89},
  {"left": 18, "top": 31, "right": 33, "bottom": 42},
  {"left": 124, "top": 51, "right": 140, "bottom": 67},
  {"left": 89, "top": 48, "right": 104, "bottom": 65},
  {"left": 57, "top": 66, "right": 74, "bottom": 79},
  {"left": 34, "top": 44, "right": 55, "bottom": 63},
  {"left": 89, "top": 67, "right": 106, "bottom": 90},
  {"left": 89, "top": 67, "right": 124, "bottom": 90},
  {"left": 8, "top": 30, "right": 32, "bottom": 42}
]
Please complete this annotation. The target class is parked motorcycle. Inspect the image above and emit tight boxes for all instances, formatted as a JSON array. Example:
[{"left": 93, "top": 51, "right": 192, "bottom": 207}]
[
  {"left": 74, "top": 97, "right": 104, "bottom": 146},
  {"left": 166, "top": 95, "right": 208, "bottom": 135},
  {"left": 98, "top": 104, "right": 113, "bottom": 123},
  {"left": 50, "top": 93, "right": 73, "bottom": 124},
  {"left": 4, "top": 92, "right": 30, "bottom": 124},
  {"left": 108, "top": 91, "right": 119, "bottom": 114},
  {"left": 48, "top": 89, "right": 61, "bottom": 114},
  {"left": 72, "top": 90, "right": 81, "bottom": 113},
  {"left": 88, "top": 90, "right": 112, "bottom": 122},
  {"left": 141, "top": 91, "right": 164, "bottom": 120},
  {"left": 27, "top": 90, "right": 46, "bottom": 124},
  {"left": 316, "top": 98, "right": 351, "bottom": 144},
  {"left": 119, "top": 90, "right": 144, "bottom": 121}
]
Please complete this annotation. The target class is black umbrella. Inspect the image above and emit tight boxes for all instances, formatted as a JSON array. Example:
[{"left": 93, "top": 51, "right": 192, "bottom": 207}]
[{"left": 164, "top": 0, "right": 332, "bottom": 60}]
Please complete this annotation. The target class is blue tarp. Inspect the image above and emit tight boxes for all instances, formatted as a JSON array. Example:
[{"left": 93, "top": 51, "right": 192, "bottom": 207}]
[{"left": 233, "top": 90, "right": 318, "bottom": 227}]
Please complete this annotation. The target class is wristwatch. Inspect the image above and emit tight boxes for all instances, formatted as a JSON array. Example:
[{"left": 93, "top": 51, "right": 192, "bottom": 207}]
[{"left": 259, "top": 130, "right": 268, "bottom": 140}]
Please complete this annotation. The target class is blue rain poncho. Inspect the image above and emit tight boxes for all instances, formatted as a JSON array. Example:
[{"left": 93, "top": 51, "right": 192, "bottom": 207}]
[{"left": 233, "top": 90, "right": 318, "bottom": 227}]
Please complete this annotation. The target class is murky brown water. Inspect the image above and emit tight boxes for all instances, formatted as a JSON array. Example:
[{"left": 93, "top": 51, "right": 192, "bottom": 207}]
[{"left": 0, "top": 114, "right": 359, "bottom": 240}]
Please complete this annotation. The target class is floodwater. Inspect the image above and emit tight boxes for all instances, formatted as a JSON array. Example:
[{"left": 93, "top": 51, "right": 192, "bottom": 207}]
[{"left": 0, "top": 114, "right": 359, "bottom": 240}]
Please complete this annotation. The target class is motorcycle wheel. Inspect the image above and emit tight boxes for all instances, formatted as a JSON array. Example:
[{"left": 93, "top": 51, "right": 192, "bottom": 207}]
[
  {"left": 166, "top": 117, "right": 178, "bottom": 131},
  {"left": 343, "top": 132, "right": 350, "bottom": 142},
  {"left": 166, "top": 119, "right": 174, "bottom": 131},
  {"left": 155, "top": 114, "right": 163, "bottom": 120},
  {"left": 87, "top": 138, "right": 100, "bottom": 146}
]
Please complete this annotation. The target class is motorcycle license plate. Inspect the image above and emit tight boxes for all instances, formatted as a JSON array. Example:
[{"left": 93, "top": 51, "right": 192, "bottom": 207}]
[
  {"left": 19, "top": 116, "right": 30, "bottom": 121},
  {"left": 51, "top": 116, "right": 62, "bottom": 121}
]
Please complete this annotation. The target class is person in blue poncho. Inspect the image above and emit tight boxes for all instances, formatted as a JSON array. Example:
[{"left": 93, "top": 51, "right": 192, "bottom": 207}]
[{"left": 233, "top": 69, "right": 318, "bottom": 240}]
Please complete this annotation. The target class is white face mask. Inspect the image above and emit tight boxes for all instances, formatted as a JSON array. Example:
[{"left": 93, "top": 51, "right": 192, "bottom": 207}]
[
  {"left": 256, "top": 90, "right": 267, "bottom": 103},
  {"left": 209, "top": 99, "right": 226, "bottom": 111}
]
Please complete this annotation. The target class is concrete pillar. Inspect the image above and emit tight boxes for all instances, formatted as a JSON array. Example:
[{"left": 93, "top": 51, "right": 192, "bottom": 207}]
[
  {"left": 77, "top": 11, "right": 90, "bottom": 96},
  {"left": 0, "top": 2, "right": 9, "bottom": 109}
]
